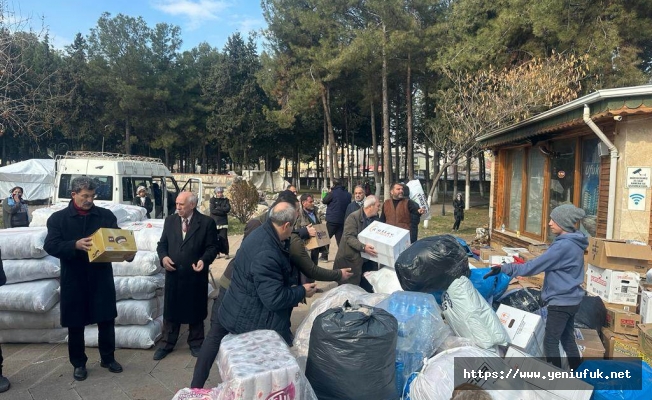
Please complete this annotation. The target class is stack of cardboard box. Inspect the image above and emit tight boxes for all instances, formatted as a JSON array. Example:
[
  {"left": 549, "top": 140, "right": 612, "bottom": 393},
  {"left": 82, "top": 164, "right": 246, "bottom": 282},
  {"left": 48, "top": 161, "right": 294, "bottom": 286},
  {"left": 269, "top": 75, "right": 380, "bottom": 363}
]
[{"left": 584, "top": 237, "right": 652, "bottom": 361}]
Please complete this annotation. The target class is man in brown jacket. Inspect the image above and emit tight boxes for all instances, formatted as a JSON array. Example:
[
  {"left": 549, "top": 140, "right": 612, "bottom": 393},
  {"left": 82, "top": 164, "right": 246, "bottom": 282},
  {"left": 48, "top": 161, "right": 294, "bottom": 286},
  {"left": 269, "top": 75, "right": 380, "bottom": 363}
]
[
  {"left": 380, "top": 183, "right": 425, "bottom": 243},
  {"left": 333, "top": 195, "right": 380, "bottom": 292}
]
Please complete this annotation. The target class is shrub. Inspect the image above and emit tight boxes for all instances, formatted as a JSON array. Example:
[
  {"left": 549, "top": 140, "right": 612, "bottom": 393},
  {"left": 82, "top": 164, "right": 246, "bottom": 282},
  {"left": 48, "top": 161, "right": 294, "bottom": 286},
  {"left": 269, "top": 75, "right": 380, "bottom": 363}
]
[{"left": 228, "top": 179, "right": 260, "bottom": 223}]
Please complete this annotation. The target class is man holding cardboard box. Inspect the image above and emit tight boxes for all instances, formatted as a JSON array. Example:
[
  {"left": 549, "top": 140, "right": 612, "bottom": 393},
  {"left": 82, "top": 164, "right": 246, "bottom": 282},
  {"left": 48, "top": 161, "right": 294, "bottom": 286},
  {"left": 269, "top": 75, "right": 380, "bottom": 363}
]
[
  {"left": 294, "top": 194, "right": 322, "bottom": 267},
  {"left": 44, "top": 176, "right": 132, "bottom": 381},
  {"left": 379, "top": 183, "right": 425, "bottom": 243},
  {"left": 334, "top": 195, "right": 381, "bottom": 292},
  {"left": 485, "top": 204, "right": 588, "bottom": 370}
]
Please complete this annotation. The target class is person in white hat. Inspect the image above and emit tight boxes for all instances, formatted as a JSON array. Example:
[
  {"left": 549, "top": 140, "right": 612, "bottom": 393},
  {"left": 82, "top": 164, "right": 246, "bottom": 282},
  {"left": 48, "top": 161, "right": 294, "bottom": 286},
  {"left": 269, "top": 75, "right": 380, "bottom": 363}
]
[{"left": 132, "top": 186, "right": 153, "bottom": 218}]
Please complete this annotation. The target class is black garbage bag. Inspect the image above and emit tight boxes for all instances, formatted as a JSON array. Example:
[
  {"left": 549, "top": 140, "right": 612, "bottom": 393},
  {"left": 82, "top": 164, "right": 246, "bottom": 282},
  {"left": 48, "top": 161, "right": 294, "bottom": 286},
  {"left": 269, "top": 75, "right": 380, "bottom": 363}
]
[
  {"left": 495, "top": 288, "right": 543, "bottom": 313},
  {"left": 574, "top": 295, "right": 607, "bottom": 330},
  {"left": 394, "top": 235, "right": 470, "bottom": 292},
  {"left": 306, "top": 302, "right": 398, "bottom": 400}
]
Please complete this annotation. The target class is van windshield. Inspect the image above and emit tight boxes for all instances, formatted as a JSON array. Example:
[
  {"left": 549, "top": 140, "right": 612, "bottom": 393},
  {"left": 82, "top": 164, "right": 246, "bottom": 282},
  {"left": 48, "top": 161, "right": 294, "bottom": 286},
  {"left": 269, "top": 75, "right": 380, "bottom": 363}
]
[{"left": 58, "top": 174, "right": 114, "bottom": 201}]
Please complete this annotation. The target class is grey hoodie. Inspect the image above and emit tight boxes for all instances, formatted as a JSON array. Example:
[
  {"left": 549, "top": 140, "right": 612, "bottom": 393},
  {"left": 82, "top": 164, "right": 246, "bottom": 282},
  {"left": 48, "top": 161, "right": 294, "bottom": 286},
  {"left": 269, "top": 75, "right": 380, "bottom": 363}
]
[{"left": 500, "top": 231, "right": 588, "bottom": 306}]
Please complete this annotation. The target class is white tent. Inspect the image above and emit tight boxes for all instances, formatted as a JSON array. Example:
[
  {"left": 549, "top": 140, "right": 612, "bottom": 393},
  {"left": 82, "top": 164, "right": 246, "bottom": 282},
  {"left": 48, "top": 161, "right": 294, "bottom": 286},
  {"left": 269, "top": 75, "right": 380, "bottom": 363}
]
[
  {"left": 0, "top": 159, "right": 55, "bottom": 201},
  {"left": 241, "top": 170, "right": 291, "bottom": 192}
]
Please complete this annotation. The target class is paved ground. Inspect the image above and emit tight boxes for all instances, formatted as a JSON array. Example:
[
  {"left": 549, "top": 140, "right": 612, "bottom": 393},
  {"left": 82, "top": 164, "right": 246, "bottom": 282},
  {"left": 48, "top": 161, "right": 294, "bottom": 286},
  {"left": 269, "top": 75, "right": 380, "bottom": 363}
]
[{"left": 1, "top": 234, "right": 338, "bottom": 400}]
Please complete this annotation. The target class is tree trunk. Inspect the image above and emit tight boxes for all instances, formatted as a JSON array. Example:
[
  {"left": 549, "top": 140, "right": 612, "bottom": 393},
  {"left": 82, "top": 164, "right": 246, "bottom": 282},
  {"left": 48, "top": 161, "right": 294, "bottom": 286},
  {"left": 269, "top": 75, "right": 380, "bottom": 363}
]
[
  {"left": 370, "top": 98, "right": 381, "bottom": 199},
  {"left": 201, "top": 141, "right": 207, "bottom": 174},
  {"left": 124, "top": 116, "right": 131, "bottom": 155},
  {"left": 323, "top": 114, "right": 329, "bottom": 189},
  {"left": 465, "top": 150, "right": 471, "bottom": 210},
  {"left": 382, "top": 23, "right": 391, "bottom": 201},
  {"left": 453, "top": 162, "right": 458, "bottom": 198},
  {"left": 425, "top": 142, "right": 430, "bottom": 193},
  {"left": 321, "top": 84, "right": 339, "bottom": 180},
  {"left": 406, "top": 54, "right": 414, "bottom": 180},
  {"left": 479, "top": 151, "right": 485, "bottom": 198}
]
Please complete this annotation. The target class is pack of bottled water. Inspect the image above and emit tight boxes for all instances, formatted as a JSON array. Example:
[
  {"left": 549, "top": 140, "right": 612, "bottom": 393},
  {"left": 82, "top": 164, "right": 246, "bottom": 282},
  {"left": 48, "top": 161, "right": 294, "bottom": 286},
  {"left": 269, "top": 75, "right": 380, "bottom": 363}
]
[{"left": 377, "top": 291, "right": 449, "bottom": 395}]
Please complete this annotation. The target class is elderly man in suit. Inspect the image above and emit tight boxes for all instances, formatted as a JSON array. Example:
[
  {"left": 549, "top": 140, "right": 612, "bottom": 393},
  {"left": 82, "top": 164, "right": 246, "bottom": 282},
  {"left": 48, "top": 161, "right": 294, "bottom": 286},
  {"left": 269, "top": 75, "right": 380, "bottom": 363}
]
[
  {"left": 333, "top": 195, "right": 381, "bottom": 292},
  {"left": 154, "top": 191, "right": 220, "bottom": 360}
]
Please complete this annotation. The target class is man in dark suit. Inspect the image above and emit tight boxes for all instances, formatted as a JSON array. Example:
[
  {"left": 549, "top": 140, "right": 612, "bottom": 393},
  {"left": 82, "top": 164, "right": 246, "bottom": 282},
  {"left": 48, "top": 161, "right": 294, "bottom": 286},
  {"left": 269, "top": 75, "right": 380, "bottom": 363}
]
[
  {"left": 44, "top": 176, "right": 131, "bottom": 381},
  {"left": 154, "top": 191, "right": 220, "bottom": 360}
]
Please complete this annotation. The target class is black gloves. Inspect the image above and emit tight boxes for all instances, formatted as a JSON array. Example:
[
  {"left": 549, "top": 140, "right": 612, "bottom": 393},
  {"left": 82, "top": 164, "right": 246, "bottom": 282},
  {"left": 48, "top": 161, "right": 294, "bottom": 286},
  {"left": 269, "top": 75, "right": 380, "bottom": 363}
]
[{"left": 483, "top": 265, "right": 502, "bottom": 279}]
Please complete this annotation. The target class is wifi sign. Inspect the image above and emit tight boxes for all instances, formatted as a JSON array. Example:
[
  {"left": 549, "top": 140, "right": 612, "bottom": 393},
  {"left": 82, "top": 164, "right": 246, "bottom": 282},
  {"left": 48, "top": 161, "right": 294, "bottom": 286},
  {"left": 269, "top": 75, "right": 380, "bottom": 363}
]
[{"left": 630, "top": 193, "right": 645, "bottom": 205}]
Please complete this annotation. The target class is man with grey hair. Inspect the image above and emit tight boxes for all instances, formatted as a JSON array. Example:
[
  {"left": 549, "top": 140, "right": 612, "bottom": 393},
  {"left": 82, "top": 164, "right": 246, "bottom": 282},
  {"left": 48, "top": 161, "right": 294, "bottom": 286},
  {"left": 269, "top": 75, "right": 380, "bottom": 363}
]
[
  {"left": 334, "top": 195, "right": 380, "bottom": 292},
  {"left": 345, "top": 185, "right": 366, "bottom": 220},
  {"left": 154, "top": 191, "right": 220, "bottom": 361},
  {"left": 191, "top": 202, "right": 316, "bottom": 388},
  {"left": 44, "top": 176, "right": 132, "bottom": 381}
]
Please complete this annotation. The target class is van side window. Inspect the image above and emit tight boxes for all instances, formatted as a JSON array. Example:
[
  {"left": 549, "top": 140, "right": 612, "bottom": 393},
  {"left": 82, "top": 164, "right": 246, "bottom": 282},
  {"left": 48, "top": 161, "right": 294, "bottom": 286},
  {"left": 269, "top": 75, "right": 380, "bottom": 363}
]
[
  {"left": 58, "top": 174, "right": 113, "bottom": 201},
  {"left": 123, "top": 178, "right": 134, "bottom": 202}
]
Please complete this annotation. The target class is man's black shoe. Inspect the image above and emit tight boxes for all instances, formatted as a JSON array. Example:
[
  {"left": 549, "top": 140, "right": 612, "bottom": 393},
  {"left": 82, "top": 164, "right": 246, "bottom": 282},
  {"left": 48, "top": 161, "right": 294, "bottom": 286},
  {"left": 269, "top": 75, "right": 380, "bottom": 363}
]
[
  {"left": 153, "top": 348, "right": 172, "bottom": 361},
  {"left": 100, "top": 360, "right": 123, "bottom": 373},
  {"left": 73, "top": 366, "right": 88, "bottom": 381},
  {"left": 190, "top": 347, "right": 201, "bottom": 357},
  {"left": 0, "top": 375, "right": 10, "bottom": 393}
]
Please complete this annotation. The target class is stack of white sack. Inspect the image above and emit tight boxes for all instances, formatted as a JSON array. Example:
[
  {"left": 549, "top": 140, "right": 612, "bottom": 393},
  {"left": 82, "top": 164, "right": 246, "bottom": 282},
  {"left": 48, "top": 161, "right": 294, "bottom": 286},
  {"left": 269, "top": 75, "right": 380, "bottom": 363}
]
[
  {"left": 0, "top": 228, "right": 66, "bottom": 343},
  {"left": 292, "top": 284, "right": 389, "bottom": 367},
  {"left": 364, "top": 266, "right": 404, "bottom": 294},
  {"left": 30, "top": 201, "right": 147, "bottom": 227},
  {"left": 172, "top": 330, "right": 318, "bottom": 400},
  {"left": 119, "top": 220, "right": 165, "bottom": 252}
]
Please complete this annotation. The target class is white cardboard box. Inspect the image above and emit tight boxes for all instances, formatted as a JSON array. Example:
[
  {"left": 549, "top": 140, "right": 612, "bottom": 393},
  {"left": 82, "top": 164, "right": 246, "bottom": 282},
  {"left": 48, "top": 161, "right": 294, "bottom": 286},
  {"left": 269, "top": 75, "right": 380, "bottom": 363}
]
[
  {"left": 641, "top": 291, "right": 652, "bottom": 324},
  {"left": 496, "top": 304, "right": 545, "bottom": 357},
  {"left": 585, "top": 264, "right": 640, "bottom": 306},
  {"left": 490, "top": 255, "right": 515, "bottom": 265},
  {"left": 358, "top": 221, "right": 410, "bottom": 267}
]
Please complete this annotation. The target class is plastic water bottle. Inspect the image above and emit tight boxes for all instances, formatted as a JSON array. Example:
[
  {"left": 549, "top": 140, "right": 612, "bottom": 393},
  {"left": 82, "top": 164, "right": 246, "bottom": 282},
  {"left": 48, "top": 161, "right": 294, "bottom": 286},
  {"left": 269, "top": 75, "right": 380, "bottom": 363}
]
[
  {"left": 321, "top": 186, "right": 328, "bottom": 200},
  {"left": 395, "top": 351, "right": 405, "bottom": 395},
  {"left": 501, "top": 223, "right": 505, "bottom": 232}
]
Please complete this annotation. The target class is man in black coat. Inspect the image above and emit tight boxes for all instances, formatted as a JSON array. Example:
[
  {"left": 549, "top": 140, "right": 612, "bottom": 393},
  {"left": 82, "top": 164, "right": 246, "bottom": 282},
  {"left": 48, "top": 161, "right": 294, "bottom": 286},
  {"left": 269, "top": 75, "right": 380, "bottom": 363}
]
[
  {"left": 154, "top": 191, "right": 220, "bottom": 361},
  {"left": 190, "top": 201, "right": 317, "bottom": 388},
  {"left": 44, "top": 176, "right": 130, "bottom": 381},
  {"left": 321, "top": 179, "right": 351, "bottom": 260},
  {"left": 209, "top": 187, "right": 231, "bottom": 259},
  {"left": 0, "top": 249, "right": 10, "bottom": 393}
]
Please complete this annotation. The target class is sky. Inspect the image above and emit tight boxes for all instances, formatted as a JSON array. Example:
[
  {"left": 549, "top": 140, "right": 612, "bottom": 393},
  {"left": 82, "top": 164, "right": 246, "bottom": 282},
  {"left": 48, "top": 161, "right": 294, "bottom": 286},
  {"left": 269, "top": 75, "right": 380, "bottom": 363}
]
[{"left": 10, "top": 0, "right": 267, "bottom": 52}]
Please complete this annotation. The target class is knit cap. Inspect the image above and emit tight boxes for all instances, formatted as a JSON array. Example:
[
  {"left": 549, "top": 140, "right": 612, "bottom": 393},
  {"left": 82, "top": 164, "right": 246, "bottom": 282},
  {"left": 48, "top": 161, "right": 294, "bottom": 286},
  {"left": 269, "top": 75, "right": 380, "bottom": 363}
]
[
  {"left": 136, "top": 186, "right": 147, "bottom": 194},
  {"left": 550, "top": 204, "right": 585, "bottom": 233}
]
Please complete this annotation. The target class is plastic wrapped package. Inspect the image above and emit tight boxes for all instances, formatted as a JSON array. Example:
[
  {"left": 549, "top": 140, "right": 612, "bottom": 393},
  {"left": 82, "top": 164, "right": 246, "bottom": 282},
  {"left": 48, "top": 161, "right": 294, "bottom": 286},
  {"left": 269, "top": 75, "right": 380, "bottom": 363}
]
[
  {"left": 119, "top": 220, "right": 165, "bottom": 252},
  {"left": 114, "top": 273, "right": 165, "bottom": 300},
  {"left": 0, "top": 303, "right": 61, "bottom": 329},
  {"left": 0, "top": 279, "right": 60, "bottom": 313},
  {"left": 364, "top": 266, "right": 404, "bottom": 294},
  {"left": 0, "top": 327, "right": 68, "bottom": 344},
  {"left": 433, "top": 268, "right": 511, "bottom": 305},
  {"left": 217, "top": 330, "right": 317, "bottom": 400},
  {"left": 406, "top": 180, "right": 430, "bottom": 221},
  {"left": 495, "top": 287, "right": 543, "bottom": 314},
  {"left": 172, "top": 388, "right": 223, "bottom": 400},
  {"left": 292, "top": 284, "right": 368, "bottom": 359},
  {"left": 85, "top": 316, "right": 163, "bottom": 349},
  {"left": 394, "top": 235, "right": 470, "bottom": 292},
  {"left": 30, "top": 201, "right": 147, "bottom": 227},
  {"left": 112, "top": 251, "right": 161, "bottom": 276},
  {"left": 407, "top": 346, "right": 546, "bottom": 400},
  {"left": 377, "top": 291, "right": 450, "bottom": 393},
  {"left": 574, "top": 295, "right": 607, "bottom": 330},
  {"left": 435, "top": 334, "right": 477, "bottom": 354},
  {"left": 0, "top": 227, "right": 48, "bottom": 259},
  {"left": 115, "top": 296, "right": 164, "bottom": 325},
  {"left": 3, "top": 256, "right": 60, "bottom": 284},
  {"left": 441, "top": 276, "right": 509, "bottom": 349},
  {"left": 306, "top": 303, "right": 397, "bottom": 400},
  {"left": 354, "top": 292, "right": 390, "bottom": 307}
]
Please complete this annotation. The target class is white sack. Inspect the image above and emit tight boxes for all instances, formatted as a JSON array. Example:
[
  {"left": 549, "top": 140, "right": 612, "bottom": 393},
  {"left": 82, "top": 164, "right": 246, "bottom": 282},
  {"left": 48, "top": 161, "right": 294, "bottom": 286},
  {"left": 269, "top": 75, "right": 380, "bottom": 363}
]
[
  {"left": 0, "top": 303, "right": 61, "bottom": 329},
  {"left": 112, "top": 251, "right": 161, "bottom": 276},
  {"left": 408, "top": 346, "right": 546, "bottom": 400},
  {"left": 119, "top": 220, "right": 164, "bottom": 252},
  {"left": 114, "top": 274, "right": 165, "bottom": 300},
  {"left": 30, "top": 201, "right": 147, "bottom": 227},
  {"left": 218, "top": 330, "right": 317, "bottom": 400},
  {"left": 0, "top": 227, "right": 48, "bottom": 259},
  {"left": 364, "top": 266, "right": 403, "bottom": 294},
  {"left": 406, "top": 179, "right": 430, "bottom": 221},
  {"left": 3, "top": 255, "right": 60, "bottom": 284},
  {"left": 0, "top": 328, "right": 67, "bottom": 344},
  {"left": 293, "top": 284, "right": 369, "bottom": 360},
  {"left": 354, "top": 292, "right": 391, "bottom": 307},
  {"left": 85, "top": 316, "right": 163, "bottom": 349},
  {"left": 441, "top": 276, "right": 509, "bottom": 349},
  {"left": 0, "top": 279, "right": 60, "bottom": 313},
  {"left": 115, "top": 296, "right": 164, "bottom": 325}
]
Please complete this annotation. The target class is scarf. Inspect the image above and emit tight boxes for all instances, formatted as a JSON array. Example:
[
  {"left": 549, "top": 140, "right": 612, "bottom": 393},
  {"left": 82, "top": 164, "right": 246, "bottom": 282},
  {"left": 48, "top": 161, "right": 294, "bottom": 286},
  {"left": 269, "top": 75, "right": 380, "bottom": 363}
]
[{"left": 72, "top": 200, "right": 91, "bottom": 216}]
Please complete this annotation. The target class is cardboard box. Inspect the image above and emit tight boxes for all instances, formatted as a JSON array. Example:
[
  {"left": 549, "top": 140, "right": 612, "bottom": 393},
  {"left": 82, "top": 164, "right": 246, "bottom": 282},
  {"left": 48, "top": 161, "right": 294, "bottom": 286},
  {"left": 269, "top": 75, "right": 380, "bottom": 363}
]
[
  {"left": 519, "top": 251, "right": 538, "bottom": 261},
  {"left": 501, "top": 247, "right": 528, "bottom": 257},
  {"left": 88, "top": 228, "right": 137, "bottom": 263},
  {"left": 515, "top": 272, "right": 545, "bottom": 287},
  {"left": 603, "top": 301, "right": 636, "bottom": 313},
  {"left": 586, "top": 237, "right": 652, "bottom": 273},
  {"left": 600, "top": 326, "right": 651, "bottom": 365},
  {"left": 585, "top": 264, "right": 640, "bottom": 306},
  {"left": 303, "top": 223, "right": 330, "bottom": 250},
  {"left": 638, "top": 323, "right": 652, "bottom": 359},
  {"left": 358, "top": 221, "right": 410, "bottom": 267},
  {"left": 605, "top": 308, "right": 641, "bottom": 336},
  {"left": 479, "top": 247, "right": 505, "bottom": 262},
  {"left": 641, "top": 291, "right": 652, "bottom": 324},
  {"left": 574, "top": 328, "right": 605, "bottom": 359},
  {"left": 489, "top": 255, "right": 515, "bottom": 265},
  {"left": 497, "top": 304, "right": 545, "bottom": 357}
]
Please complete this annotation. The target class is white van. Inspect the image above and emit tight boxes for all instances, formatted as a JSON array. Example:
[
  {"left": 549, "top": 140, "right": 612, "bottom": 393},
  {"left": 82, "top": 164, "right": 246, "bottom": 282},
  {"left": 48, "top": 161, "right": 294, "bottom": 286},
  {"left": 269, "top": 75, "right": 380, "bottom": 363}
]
[{"left": 53, "top": 152, "right": 203, "bottom": 218}]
